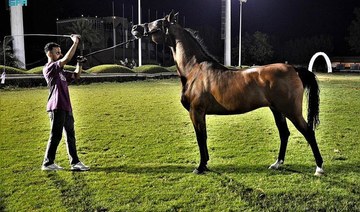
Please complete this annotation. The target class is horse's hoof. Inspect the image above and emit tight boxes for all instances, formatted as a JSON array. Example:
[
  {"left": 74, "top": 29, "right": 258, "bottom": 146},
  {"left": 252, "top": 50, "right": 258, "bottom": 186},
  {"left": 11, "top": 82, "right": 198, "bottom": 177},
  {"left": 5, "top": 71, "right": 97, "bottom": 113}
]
[
  {"left": 269, "top": 160, "right": 284, "bottom": 170},
  {"left": 193, "top": 166, "right": 209, "bottom": 174},
  {"left": 268, "top": 164, "right": 278, "bottom": 170},
  {"left": 314, "top": 166, "right": 324, "bottom": 176},
  {"left": 193, "top": 169, "right": 205, "bottom": 174}
]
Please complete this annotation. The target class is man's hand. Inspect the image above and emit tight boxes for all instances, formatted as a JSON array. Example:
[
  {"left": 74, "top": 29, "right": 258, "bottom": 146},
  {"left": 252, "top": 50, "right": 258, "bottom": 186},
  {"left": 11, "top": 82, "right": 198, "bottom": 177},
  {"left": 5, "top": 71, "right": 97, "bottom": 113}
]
[
  {"left": 76, "top": 56, "right": 87, "bottom": 64},
  {"left": 70, "top": 34, "right": 81, "bottom": 44},
  {"left": 59, "top": 34, "right": 81, "bottom": 67}
]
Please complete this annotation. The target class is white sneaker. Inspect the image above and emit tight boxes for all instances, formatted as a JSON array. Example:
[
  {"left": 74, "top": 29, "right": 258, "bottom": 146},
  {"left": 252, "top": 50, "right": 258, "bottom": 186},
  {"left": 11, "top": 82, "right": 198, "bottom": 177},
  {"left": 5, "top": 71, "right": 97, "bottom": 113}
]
[
  {"left": 42, "top": 163, "right": 64, "bottom": 171},
  {"left": 71, "top": 162, "right": 90, "bottom": 171}
]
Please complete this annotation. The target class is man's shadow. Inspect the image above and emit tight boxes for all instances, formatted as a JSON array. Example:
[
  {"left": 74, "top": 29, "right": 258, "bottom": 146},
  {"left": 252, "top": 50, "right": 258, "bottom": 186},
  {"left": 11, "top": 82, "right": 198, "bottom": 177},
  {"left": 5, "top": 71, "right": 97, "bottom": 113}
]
[{"left": 46, "top": 171, "right": 107, "bottom": 211}]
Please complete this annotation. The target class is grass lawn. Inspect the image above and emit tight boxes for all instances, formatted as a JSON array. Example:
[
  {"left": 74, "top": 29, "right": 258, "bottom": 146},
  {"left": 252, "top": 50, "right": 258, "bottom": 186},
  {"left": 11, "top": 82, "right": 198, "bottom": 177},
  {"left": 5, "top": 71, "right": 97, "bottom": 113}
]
[{"left": 0, "top": 74, "right": 359, "bottom": 211}]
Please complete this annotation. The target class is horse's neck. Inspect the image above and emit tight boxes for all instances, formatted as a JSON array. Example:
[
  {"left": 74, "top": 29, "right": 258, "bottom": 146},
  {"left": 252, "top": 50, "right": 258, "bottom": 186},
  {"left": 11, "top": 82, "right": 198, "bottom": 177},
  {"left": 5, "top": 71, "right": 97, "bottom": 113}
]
[
  {"left": 170, "top": 43, "right": 195, "bottom": 77},
  {"left": 170, "top": 30, "right": 206, "bottom": 77}
]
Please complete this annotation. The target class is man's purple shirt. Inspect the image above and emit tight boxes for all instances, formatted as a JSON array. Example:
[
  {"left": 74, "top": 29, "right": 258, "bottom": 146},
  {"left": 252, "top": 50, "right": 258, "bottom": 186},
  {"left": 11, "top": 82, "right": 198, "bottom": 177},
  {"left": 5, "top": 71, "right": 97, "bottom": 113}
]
[{"left": 43, "top": 61, "right": 74, "bottom": 112}]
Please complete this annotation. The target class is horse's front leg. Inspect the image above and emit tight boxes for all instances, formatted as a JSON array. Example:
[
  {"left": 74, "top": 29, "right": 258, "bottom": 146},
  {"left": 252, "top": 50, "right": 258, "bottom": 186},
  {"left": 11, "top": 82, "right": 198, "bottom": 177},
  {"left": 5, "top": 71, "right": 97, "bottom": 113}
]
[{"left": 190, "top": 109, "right": 209, "bottom": 174}]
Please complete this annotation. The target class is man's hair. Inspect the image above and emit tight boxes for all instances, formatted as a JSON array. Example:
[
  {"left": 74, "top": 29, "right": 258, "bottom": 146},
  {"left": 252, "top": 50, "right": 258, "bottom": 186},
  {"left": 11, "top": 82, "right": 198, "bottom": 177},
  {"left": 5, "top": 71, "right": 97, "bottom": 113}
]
[{"left": 44, "top": 42, "right": 60, "bottom": 53}]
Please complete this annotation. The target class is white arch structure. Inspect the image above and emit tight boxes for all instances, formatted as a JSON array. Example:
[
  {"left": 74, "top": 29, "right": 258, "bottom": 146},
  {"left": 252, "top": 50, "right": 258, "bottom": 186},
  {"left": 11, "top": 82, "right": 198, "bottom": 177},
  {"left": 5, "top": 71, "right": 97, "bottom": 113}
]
[{"left": 308, "top": 52, "right": 332, "bottom": 73}]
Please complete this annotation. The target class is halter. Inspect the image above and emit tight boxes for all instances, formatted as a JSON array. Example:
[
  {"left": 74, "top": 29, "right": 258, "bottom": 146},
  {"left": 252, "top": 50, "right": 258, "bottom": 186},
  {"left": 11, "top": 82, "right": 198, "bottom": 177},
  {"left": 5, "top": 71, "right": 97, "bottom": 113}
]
[
  {"left": 139, "top": 18, "right": 179, "bottom": 49},
  {"left": 142, "top": 19, "right": 172, "bottom": 37}
]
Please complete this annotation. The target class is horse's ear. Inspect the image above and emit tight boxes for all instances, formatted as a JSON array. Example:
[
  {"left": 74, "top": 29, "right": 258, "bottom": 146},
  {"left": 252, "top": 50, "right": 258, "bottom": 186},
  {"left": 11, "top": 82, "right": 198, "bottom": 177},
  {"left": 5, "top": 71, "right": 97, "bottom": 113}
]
[
  {"left": 167, "top": 10, "right": 179, "bottom": 23},
  {"left": 165, "top": 10, "right": 173, "bottom": 22},
  {"left": 173, "top": 12, "right": 179, "bottom": 23}
]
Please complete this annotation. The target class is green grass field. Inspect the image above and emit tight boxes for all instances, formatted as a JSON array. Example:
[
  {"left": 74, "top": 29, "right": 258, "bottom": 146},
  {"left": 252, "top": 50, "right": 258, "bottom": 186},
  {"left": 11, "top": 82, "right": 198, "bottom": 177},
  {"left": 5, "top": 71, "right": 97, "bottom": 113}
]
[{"left": 1, "top": 74, "right": 359, "bottom": 211}]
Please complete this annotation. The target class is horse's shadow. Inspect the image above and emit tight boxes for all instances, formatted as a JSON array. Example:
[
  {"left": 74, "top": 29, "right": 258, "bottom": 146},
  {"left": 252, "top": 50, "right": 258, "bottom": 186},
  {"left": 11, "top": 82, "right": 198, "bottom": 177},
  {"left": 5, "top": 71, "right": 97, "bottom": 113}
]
[
  {"left": 84, "top": 162, "right": 360, "bottom": 200},
  {"left": 89, "top": 161, "right": 360, "bottom": 175},
  {"left": 90, "top": 163, "right": 287, "bottom": 175},
  {"left": 90, "top": 163, "right": 194, "bottom": 174}
]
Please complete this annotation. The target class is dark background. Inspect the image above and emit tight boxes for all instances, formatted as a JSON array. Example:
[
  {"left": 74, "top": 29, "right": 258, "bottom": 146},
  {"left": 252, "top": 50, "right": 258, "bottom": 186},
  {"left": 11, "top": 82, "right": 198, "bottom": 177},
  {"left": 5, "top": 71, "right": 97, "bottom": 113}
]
[{"left": 1, "top": 0, "right": 359, "bottom": 66}]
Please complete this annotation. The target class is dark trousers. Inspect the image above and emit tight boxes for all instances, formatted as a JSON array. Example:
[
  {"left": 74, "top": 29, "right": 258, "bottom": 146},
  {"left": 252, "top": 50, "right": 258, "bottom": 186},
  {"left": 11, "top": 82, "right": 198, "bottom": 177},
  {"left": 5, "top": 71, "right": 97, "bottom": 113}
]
[{"left": 43, "top": 110, "right": 80, "bottom": 166}]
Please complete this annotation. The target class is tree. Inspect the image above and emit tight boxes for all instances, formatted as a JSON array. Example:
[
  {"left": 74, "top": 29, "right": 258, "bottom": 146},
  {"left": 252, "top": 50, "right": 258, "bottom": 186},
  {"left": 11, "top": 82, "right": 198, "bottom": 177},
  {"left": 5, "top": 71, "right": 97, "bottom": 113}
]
[
  {"left": 249, "top": 31, "right": 273, "bottom": 65},
  {"left": 346, "top": 8, "right": 360, "bottom": 54},
  {"left": 66, "top": 20, "right": 101, "bottom": 56},
  {"left": 280, "top": 35, "right": 333, "bottom": 65},
  {"left": 236, "top": 31, "right": 273, "bottom": 66},
  {"left": 0, "top": 39, "right": 24, "bottom": 68}
]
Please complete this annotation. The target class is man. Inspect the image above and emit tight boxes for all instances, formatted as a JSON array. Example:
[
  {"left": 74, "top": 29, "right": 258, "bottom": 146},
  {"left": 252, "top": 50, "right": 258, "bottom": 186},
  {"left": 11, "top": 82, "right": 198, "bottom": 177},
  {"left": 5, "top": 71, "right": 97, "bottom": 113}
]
[{"left": 41, "top": 34, "right": 89, "bottom": 171}]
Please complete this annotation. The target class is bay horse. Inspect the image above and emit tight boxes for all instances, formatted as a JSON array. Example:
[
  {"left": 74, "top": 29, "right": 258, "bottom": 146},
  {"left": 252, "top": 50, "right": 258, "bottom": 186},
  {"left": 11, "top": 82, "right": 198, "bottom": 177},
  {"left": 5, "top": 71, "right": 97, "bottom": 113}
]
[{"left": 131, "top": 11, "right": 324, "bottom": 176}]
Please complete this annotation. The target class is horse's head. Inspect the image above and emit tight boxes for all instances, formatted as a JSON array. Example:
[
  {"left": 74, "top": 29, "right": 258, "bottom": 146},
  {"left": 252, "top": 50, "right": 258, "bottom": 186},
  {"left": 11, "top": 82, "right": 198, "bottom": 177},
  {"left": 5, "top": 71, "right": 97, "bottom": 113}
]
[{"left": 131, "top": 11, "right": 179, "bottom": 44}]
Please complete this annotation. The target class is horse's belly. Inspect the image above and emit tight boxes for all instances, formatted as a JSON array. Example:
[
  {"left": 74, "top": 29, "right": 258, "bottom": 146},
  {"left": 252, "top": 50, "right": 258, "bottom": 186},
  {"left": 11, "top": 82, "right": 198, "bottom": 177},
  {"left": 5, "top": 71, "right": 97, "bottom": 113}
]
[
  {"left": 206, "top": 97, "right": 269, "bottom": 115},
  {"left": 206, "top": 108, "right": 249, "bottom": 115},
  {"left": 206, "top": 90, "right": 270, "bottom": 115}
]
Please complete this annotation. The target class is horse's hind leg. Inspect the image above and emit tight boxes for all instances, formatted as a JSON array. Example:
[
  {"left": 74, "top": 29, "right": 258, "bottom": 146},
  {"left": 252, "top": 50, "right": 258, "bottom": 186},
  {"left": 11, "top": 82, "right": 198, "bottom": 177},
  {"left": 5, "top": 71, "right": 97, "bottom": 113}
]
[
  {"left": 190, "top": 110, "right": 209, "bottom": 174},
  {"left": 290, "top": 116, "right": 324, "bottom": 176},
  {"left": 269, "top": 108, "right": 290, "bottom": 170}
]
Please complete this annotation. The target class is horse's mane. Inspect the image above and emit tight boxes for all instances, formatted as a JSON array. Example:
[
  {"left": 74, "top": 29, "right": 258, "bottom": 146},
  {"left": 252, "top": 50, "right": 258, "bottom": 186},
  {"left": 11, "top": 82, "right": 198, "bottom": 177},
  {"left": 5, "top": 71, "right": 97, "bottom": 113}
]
[{"left": 183, "top": 28, "right": 227, "bottom": 70}]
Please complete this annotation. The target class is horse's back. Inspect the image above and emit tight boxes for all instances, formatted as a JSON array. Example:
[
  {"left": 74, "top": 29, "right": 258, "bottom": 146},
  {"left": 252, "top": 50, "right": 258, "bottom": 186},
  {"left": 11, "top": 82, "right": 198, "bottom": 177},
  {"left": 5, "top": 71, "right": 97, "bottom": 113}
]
[
  {"left": 212, "top": 63, "right": 303, "bottom": 114},
  {"left": 185, "top": 62, "right": 304, "bottom": 116},
  {"left": 252, "top": 63, "right": 305, "bottom": 117},
  {"left": 242, "top": 63, "right": 297, "bottom": 78},
  {"left": 227, "top": 63, "right": 300, "bottom": 91}
]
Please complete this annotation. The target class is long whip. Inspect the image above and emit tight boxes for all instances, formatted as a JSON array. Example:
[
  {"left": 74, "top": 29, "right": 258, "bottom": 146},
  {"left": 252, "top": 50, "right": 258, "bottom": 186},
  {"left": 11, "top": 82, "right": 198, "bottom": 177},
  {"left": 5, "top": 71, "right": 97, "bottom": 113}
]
[
  {"left": 2, "top": 34, "right": 71, "bottom": 84},
  {"left": 1, "top": 34, "right": 138, "bottom": 84}
]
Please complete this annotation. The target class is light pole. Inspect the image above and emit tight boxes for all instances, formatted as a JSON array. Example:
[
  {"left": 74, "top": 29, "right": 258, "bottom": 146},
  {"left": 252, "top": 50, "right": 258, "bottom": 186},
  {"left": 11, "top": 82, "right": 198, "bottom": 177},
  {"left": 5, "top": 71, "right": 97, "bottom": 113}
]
[
  {"left": 112, "top": 1, "right": 116, "bottom": 64},
  {"left": 238, "top": 0, "right": 247, "bottom": 67},
  {"left": 138, "top": 0, "right": 142, "bottom": 66},
  {"left": 224, "top": 0, "right": 231, "bottom": 66},
  {"left": 10, "top": 3, "right": 26, "bottom": 69}
]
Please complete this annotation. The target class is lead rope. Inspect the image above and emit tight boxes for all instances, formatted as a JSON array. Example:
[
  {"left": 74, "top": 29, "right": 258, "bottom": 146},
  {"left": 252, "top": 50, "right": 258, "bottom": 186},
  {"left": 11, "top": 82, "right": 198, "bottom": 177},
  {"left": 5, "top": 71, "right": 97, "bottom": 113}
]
[{"left": 84, "top": 38, "right": 137, "bottom": 57}]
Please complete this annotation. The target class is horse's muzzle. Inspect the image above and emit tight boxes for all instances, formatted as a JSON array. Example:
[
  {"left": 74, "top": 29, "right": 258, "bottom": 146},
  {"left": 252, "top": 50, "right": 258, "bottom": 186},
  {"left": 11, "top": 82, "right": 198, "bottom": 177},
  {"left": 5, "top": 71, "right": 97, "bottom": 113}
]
[{"left": 131, "top": 25, "right": 145, "bottom": 39}]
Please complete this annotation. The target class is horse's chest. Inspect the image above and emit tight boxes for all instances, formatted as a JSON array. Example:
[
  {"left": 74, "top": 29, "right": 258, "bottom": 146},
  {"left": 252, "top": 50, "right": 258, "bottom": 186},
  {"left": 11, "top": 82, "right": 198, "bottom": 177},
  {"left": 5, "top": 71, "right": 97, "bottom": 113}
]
[
  {"left": 180, "top": 77, "right": 208, "bottom": 111},
  {"left": 180, "top": 89, "right": 191, "bottom": 111}
]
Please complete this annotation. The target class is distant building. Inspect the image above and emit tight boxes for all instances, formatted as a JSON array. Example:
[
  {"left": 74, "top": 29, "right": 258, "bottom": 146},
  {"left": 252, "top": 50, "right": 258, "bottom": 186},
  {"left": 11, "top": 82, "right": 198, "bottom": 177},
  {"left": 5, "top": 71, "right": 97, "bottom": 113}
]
[{"left": 331, "top": 56, "right": 360, "bottom": 72}]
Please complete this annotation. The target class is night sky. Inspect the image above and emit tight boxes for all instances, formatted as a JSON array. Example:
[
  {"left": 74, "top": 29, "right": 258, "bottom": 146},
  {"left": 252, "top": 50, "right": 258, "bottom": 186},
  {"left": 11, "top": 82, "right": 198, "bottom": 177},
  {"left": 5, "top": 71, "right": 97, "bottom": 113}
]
[{"left": 1, "top": 0, "right": 359, "bottom": 61}]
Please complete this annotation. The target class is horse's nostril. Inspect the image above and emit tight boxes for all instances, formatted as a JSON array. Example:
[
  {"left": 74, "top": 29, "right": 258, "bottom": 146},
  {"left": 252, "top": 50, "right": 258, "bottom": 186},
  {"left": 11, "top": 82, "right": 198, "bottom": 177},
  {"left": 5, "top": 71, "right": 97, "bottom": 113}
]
[{"left": 132, "top": 25, "right": 137, "bottom": 30}]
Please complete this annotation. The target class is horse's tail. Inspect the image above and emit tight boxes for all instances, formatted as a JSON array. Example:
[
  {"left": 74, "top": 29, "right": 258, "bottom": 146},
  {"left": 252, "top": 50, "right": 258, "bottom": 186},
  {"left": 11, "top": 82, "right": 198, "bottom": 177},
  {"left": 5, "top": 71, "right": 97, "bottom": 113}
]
[{"left": 295, "top": 67, "right": 320, "bottom": 130}]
